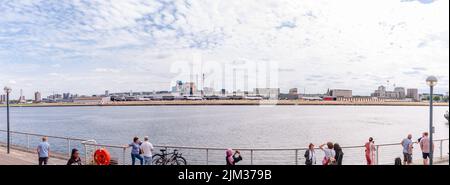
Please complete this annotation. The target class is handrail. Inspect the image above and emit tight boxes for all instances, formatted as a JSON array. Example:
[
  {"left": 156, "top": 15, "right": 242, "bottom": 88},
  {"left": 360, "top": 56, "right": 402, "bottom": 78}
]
[
  {"left": 1, "top": 129, "right": 448, "bottom": 165},
  {"left": 1, "top": 129, "right": 448, "bottom": 151},
  {"left": 0, "top": 129, "right": 86, "bottom": 141}
]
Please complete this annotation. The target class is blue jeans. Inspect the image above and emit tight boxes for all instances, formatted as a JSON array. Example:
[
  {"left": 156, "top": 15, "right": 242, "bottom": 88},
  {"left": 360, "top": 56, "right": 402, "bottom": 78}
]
[
  {"left": 144, "top": 156, "right": 152, "bottom": 165},
  {"left": 131, "top": 153, "right": 143, "bottom": 165}
]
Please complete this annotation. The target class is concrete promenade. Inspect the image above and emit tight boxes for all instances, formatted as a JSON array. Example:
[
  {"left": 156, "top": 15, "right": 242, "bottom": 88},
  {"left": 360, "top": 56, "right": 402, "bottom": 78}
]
[{"left": 0, "top": 147, "right": 66, "bottom": 165}]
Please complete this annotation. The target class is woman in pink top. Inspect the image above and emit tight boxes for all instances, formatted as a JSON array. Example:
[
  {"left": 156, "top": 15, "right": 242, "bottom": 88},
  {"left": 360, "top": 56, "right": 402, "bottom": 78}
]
[{"left": 365, "top": 137, "right": 376, "bottom": 165}]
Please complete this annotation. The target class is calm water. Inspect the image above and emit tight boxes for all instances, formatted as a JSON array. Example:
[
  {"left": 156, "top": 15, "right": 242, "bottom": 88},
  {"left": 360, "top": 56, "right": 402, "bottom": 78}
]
[{"left": 0, "top": 105, "right": 448, "bottom": 164}]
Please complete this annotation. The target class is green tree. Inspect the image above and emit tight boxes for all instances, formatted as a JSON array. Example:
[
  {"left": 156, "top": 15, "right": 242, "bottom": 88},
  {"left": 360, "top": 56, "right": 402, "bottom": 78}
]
[{"left": 433, "top": 96, "right": 441, "bottom": 102}]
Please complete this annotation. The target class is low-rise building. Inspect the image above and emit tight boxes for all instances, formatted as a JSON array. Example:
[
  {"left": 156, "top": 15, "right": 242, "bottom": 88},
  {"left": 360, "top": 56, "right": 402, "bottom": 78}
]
[
  {"left": 371, "top": 86, "right": 406, "bottom": 99},
  {"left": 279, "top": 93, "right": 299, "bottom": 100},
  {"left": 34, "top": 92, "right": 42, "bottom": 103},
  {"left": 73, "top": 97, "right": 111, "bottom": 104},
  {"left": 253, "top": 88, "right": 280, "bottom": 99},
  {"left": 406, "top": 88, "right": 419, "bottom": 101},
  {"left": 0, "top": 94, "right": 6, "bottom": 104},
  {"left": 289, "top": 88, "right": 298, "bottom": 95},
  {"left": 329, "top": 89, "right": 352, "bottom": 98},
  {"left": 394, "top": 87, "right": 406, "bottom": 99}
]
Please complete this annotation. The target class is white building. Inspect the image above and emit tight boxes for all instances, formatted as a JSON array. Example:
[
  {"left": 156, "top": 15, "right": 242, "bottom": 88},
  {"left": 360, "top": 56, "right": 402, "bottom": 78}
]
[
  {"left": 394, "top": 87, "right": 406, "bottom": 99},
  {"left": 372, "top": 86, "right": 406, "bottom": 99},
  {"left": 330, "top": 89, "right": 352, "bottom": 98}
]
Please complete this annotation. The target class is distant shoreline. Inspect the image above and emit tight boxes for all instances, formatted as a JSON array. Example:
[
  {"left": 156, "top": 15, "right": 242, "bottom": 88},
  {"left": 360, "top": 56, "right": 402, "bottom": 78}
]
[{"left": 1, "top": 100, "right": 449, "bottom": 108}]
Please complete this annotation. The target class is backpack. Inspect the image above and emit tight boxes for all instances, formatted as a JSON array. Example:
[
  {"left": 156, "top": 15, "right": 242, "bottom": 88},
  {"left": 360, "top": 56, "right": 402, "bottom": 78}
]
[{"left": 395, "top": 157, "right": 402, "bottom": 165}]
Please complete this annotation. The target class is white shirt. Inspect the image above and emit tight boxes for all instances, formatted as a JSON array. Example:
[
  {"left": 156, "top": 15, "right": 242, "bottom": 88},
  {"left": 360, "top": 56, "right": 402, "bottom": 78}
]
[
  {"left": 140, "top": 141, "right": 154, "bottom": 157},
  {"left": 322, "top": 148, "right": 335, "bottom": 159}
]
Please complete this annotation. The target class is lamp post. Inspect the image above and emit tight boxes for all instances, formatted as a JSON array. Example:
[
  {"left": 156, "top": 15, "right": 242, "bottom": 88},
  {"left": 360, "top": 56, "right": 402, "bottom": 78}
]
[
  {"left": 3, "top": 87, "right": 12, "bottom": 154},
  {"left": 426, "top": 76, "right": 437, "bottom": 165}
]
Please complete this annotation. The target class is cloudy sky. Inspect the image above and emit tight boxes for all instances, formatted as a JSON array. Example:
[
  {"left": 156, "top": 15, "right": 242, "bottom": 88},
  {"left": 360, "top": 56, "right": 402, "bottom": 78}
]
[{"left": 0, "top": 0, "right": 448, "bottom": 98}]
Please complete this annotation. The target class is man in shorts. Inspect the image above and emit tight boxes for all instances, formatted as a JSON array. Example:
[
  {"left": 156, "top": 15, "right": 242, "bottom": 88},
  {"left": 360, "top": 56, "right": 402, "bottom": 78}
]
[
  {"left": 419, "top": 132, "right": 433, "bottom": 165},
  {"left": 37, "top": 136, "right": 50, "bottom": 165},
  {"left": 401, "top": 134, "right": 413, "bottom": 165}
]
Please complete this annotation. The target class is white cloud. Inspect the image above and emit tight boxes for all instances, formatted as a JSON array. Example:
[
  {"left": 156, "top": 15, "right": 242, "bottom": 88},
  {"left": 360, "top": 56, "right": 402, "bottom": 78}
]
[
  {"left": 0, "top": 0, "right": 448, "bottom": 97},
  {"left": 94, "top": 68, "right": 121, "bottom": 73}
]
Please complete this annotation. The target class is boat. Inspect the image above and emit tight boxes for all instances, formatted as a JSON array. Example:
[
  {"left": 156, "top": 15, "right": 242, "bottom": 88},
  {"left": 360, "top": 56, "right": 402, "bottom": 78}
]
[{"left": 445, "top": 111, "right": 449, "bottom": 121}]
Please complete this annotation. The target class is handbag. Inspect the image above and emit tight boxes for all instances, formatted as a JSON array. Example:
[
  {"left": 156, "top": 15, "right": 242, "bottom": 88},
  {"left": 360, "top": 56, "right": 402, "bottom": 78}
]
[{"left": 322, "top": 157, "right": 330, "bottom": 165}]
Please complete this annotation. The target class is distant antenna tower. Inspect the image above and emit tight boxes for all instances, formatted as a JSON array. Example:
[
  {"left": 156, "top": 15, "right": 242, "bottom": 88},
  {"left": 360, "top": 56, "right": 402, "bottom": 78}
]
[
  {"left": 19, "top": 89, "right": 25, "bottom": 103},
  {"left": 196, "top": 74, "right": 199, "bottom": 92},
  {"left": 386, "top": 80, "right": 390, "bottom": 91},
  {"left": 201, "top": 73, "right": 205, "bottom": 96}
]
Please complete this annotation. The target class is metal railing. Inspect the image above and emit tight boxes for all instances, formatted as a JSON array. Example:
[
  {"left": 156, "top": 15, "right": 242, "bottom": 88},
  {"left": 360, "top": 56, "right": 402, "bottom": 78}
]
[
  {"left": 1, "top": 129, "right": 448, "bottom": 165},
  {"left": 0, "top": 129, "right": 86, "bottom": 160}
]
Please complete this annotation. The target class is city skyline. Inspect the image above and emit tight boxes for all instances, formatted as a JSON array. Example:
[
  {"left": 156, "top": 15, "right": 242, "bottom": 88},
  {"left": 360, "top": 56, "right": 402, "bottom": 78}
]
[
  {"left": 2, "top": 82, "right": 447, "bottom": 101},
  {"left": 1, "top": 0, "right": 449, "bottom": 98}
]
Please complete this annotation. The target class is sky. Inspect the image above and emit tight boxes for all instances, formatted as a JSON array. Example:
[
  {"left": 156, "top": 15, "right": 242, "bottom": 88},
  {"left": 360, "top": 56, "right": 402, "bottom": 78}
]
[{"left": 0, "top": 0, "right": 448, "bottom": 98}]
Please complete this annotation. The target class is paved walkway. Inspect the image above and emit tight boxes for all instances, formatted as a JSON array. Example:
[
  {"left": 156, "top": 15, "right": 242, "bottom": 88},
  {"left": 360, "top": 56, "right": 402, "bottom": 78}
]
[
  {"left": 1, "top": 146, "right": 448, "bottom": 165},
  {"left": 0, "top": 147, "right": 66, "bottom": 165}
]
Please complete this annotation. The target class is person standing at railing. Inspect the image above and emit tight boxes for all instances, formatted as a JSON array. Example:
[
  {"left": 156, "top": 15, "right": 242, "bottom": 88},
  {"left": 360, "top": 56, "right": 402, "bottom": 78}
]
[
  {"left": 304, "top": 143, "right": 316, "bottom": 165},
  {"left": 37, "top": 136, "right": 50, "bottom": 165},
  {"left": 319, "top": 142, "right": 335, "bottom": 165},
  {"left": 128, "top": 137, "right": 143, "bottom": 165},
  {"left": 226, "top": 149, "right": 242, "bottom": 165},
  {"left": 419, "top": 132, "right": 434, "bottom": 165},
  {"left": 67, "top": 148, "right": 82, "bottom": 165},
  {"left": 140, "top": 136, "right": 154, "bottom": 165},
  {"left": 365, "top": 137, "right": 376, "bottom": 165},
  {"left": 333, "top": 143, "right": 344, "bottom": 165},
  {"left": 401, "top": 134, "right": 414, "bottom": 165}
]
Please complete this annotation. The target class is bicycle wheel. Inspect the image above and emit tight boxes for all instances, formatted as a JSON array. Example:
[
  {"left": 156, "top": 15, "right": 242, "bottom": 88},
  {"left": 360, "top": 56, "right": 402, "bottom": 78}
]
[
  {"left": 174, "top": 156, "right": 187, "bottom": 165},
  {"left": 152, "top": 154, "right": 165, "bottom": 165}
]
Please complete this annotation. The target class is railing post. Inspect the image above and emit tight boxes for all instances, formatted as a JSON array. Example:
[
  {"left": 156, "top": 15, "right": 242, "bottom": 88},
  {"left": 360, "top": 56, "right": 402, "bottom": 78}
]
[
  {"left": 67, "top": 139, "right": 71, "bottom": 158},
  {"left": 123, "top": 147, "right": 126, "bottom": 165},
  {"left": 206, "top": 149, "right": 209, "bottom": 165},
  {"left": 26, "top": 135, "right": 30, "bottom": 151},
  {"left": 250, "top": 150, "right": 254, "bottom": 165},
  {"left": 376, "top": 145, "right": 379, "bottom": 165},
  {"left": 84, "top": 143, "right": 88, "bottom": 165},
  {"left": 440, "top": 140, "right": 443, "bottom": 159},
  {"left": 295, "top": 150, "right": 298, "bottom": 165}
]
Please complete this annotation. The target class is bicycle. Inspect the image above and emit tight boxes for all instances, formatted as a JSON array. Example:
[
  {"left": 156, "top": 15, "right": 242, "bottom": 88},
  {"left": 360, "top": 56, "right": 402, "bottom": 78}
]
[{"left": 152, "top": 149, "right": 187, "bottom": 165}]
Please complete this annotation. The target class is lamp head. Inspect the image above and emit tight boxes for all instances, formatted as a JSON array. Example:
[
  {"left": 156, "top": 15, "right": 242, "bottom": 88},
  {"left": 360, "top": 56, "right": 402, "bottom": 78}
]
[
  {"left": 3, "top": 86, "right": 12, "bottom": 94},
  {"left": 426, "top": 76, "right": 438, "bottom": 87}
]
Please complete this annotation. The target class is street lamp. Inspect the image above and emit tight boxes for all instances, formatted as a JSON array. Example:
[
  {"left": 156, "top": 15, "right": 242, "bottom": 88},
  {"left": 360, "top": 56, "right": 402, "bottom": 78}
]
[
  {"left": 426, "top": 76, "right": 437, "bottom": 165},
  {"left": 3, "top": 86, "right": 12, "bottom": 154}
]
